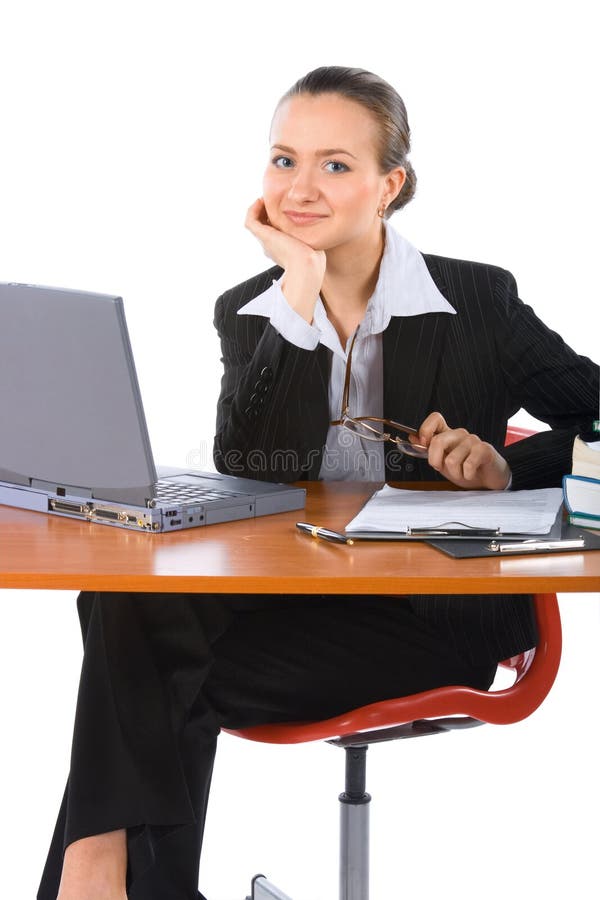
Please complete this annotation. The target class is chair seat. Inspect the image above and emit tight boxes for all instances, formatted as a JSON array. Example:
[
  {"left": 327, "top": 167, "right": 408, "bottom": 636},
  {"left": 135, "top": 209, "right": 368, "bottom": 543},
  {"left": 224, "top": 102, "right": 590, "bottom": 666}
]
[{"left": 225, "top": 593, "right": 561, "bottom": 747}]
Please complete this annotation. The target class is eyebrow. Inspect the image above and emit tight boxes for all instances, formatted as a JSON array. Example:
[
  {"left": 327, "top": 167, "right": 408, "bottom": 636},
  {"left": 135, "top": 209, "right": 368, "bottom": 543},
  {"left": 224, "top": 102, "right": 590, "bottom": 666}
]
[{"left": 271, "top": 143, "right": 358, "bottom": 160}]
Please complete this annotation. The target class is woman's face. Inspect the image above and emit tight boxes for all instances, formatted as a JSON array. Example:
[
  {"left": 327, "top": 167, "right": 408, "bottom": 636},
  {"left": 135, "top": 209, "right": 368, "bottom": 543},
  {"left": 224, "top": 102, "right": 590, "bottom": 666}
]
[{"left": 263, "top": 93, "right": 404, "bottom": 253}]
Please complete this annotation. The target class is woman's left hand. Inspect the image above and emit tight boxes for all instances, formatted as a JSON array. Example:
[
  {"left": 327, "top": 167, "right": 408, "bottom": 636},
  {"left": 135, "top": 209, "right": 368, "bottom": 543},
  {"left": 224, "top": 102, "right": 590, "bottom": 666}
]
[{"left": 411, "top": 412, "right": 512, "bottom": 490}]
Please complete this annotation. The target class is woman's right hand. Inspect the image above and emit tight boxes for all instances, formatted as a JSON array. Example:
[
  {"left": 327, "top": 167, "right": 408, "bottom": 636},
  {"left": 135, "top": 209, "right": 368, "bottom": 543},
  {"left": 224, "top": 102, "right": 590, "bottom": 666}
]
[{"left": 245, "top": 198, "right": 326, "bottom": 324}]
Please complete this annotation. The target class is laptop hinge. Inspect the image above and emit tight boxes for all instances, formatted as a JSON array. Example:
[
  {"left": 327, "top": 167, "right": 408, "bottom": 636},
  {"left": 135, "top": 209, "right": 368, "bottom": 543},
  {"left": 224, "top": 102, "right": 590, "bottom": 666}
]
[
  {"left": 30, "top": 479, "right": 153, "bottom": 508},
  {"left": 90, "top": 484, "right": 154, "bottom": 507},
  {"left": 32, "top": 478, "right": 94, "bottom": 499},
  {"left": 0, "top": 467, "right": 29, "bottom": 487}
]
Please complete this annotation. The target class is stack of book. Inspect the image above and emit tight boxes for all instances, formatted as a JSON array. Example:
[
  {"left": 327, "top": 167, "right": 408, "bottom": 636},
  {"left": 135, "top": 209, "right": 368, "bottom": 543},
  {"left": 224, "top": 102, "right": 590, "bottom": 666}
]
[{"left": 563, "top": 433, "right": 600, "bottom": 530}]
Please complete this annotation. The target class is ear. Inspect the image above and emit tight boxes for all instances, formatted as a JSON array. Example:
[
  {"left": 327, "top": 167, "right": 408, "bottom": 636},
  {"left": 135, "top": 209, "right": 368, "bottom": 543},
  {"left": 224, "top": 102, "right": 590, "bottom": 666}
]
[{"left": 383, "top": 166, "right": 407, "bottom": 206}]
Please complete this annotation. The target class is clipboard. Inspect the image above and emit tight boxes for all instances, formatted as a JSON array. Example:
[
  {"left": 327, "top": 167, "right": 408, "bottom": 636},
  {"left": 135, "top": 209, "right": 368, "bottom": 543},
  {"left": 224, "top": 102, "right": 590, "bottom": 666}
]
[{"left": 426, "top": 518, "right": 600, "bottom": 558}]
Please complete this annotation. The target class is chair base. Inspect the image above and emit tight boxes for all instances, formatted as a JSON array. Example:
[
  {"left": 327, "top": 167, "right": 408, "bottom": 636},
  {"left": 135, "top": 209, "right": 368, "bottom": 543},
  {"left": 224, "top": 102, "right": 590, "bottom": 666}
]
[
  {"left": 248, "top": 874, "right": 294, "bottom": 899},
  {"left": 246, "top": 746, "right": 371, "bottom": 900}
]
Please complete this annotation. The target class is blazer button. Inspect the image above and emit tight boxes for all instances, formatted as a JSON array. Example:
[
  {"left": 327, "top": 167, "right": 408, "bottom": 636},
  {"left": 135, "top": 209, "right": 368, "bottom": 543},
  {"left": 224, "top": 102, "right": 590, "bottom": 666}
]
[{"left": 260, "top": 366, "right": 273, "bottom": 380}]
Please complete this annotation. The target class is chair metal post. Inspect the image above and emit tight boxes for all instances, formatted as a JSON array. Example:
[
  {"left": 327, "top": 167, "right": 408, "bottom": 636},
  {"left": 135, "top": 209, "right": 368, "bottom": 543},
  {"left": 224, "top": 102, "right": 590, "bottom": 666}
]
[
  {"left": 236, "top": 592, "right": 561, "bottom": 900},
  {"left": 339, "top": 745, "right": 371, "bottom": 900}
]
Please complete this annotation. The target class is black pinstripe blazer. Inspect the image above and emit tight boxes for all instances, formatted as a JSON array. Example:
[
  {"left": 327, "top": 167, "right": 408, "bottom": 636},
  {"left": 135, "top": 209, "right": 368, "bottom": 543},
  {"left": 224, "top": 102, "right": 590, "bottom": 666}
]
[{"left": 213, "top": 253, "right": 599, "bottom": 664}]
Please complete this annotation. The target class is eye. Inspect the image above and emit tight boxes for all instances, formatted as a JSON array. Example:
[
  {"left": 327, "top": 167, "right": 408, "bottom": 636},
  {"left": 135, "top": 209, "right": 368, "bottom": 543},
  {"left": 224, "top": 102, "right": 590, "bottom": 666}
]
[
  {"left": 325, "top": 161, "right": 350, "bottom": 173},
  {"left": 272, "top": 156, "right": 295, "bottom": 169}
]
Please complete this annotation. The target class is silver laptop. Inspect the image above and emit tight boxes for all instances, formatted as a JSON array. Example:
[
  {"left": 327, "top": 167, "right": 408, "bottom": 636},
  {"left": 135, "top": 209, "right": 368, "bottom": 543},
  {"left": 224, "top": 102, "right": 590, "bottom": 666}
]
[{"left": 0, "top": 282, "right": 305, "bottom": 532}]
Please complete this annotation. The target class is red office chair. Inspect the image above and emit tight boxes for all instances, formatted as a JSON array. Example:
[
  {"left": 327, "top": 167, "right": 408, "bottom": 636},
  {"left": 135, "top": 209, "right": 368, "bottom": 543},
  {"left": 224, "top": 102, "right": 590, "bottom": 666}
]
[
  {"left": 504, "top": 425, "right": 537, "bottom": 445},
  {"left": 226, "top": 427, "right": 561, "bottom": 900}
]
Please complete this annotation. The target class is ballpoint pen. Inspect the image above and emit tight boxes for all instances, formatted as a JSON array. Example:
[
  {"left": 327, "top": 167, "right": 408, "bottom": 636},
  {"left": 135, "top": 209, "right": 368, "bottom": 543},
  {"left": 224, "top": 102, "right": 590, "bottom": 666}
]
[
  {"left": 487, "top": 538, "right": 586, "bottom": 554},
  {"left": 296, "top": 522, "right": 354, "bottom": 546}
]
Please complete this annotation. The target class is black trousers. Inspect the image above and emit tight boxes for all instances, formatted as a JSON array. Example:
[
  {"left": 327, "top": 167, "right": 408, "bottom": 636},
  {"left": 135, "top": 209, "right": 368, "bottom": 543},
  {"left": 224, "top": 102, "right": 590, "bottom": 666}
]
[{"left": 38, "top": 591, "right": 497, "bottom": 900}]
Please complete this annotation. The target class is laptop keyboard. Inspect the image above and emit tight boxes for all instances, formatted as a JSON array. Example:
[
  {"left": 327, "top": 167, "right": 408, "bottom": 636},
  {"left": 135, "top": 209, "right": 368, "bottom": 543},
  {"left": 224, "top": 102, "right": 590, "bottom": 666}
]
[{"left": 153, "top": 479, "right": 242, "bottom": 505}]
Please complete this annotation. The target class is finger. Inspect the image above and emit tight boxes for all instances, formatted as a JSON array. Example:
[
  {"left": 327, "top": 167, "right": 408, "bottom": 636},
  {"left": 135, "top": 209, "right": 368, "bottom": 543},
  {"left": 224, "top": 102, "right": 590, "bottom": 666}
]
[
  {"left": 439, "top": 439, "right": 506, "bottom": 488},
  {"left": 426, "top": 427, "right": 470, "bottom": 471},
  {"left": 460, "top": 443, "right": 491, "bottom": 481},
  {"left": 417, "top": 412, "right": 448, "bottom": 447},
  {"left": 245, "top": 198, "right": 266, "bottom": 232},
  {"left": 459, "top": 442, "right": 510, "bottom": 487},
  {"left": 446, "top": 440, "right": 487, "bottom": 482}
]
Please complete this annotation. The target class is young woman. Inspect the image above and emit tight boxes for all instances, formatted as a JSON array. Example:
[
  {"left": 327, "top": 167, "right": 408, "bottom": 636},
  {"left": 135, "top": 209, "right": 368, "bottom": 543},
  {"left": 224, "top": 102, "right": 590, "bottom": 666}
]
[{"left": 40, "top": 66, "right": 599, "bottom": 900}]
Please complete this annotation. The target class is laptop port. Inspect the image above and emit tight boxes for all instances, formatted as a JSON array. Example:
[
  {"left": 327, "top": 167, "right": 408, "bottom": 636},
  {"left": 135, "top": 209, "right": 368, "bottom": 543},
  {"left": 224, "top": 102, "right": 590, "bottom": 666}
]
[
  {"left": 49, "top": 499, "right": 91, "bottom": 516},
  {"left": 91, "top": 506, "right": 137, "bottom": 524},
  {"left": 169, "top": 519, "right": 182, "bottom": 527}
]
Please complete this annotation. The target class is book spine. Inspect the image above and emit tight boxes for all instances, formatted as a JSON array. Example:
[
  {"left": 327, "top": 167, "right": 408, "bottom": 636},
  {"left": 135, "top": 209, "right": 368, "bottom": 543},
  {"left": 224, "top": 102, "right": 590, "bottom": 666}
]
[{"left": 569, "top": 513, "right": 600, "bottom": 529}]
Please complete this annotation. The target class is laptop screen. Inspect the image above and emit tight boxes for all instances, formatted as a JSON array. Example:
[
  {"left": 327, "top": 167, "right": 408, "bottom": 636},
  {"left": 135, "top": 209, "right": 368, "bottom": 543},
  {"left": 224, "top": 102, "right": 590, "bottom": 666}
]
[{"left": 0, "top": 283, "right": 157, "bottom": 502}]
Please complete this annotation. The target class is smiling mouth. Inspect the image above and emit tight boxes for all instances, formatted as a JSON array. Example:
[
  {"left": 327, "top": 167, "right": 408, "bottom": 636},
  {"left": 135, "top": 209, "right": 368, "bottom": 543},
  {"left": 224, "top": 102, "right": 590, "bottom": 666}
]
[{"left": 284, "top": 211, "right": 327, "bottom": 223}]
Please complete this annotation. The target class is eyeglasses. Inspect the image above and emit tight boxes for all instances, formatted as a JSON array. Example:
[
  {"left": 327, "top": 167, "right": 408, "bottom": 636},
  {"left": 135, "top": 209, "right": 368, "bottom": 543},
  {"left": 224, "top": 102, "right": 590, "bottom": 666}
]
[{"left": 330, "top": 329, "right": 429, "bottom": 458}]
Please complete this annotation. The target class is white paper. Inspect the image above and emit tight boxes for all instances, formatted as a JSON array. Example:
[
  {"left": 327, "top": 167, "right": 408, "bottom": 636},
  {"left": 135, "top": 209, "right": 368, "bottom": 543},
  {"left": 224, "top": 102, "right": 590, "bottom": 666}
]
[{"left": 345, "top": 485, "right": 564, "bottom": 535}]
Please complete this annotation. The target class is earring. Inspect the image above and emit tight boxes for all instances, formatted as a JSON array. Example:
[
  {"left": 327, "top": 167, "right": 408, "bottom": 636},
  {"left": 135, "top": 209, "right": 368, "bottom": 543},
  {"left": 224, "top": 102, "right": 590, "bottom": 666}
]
[{"left": 377, "top": 202, "right": 387, "bottom": 218}]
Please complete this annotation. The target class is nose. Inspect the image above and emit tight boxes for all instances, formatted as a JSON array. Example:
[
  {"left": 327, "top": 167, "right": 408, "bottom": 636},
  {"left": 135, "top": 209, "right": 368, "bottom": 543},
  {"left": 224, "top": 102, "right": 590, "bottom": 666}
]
[{"left": 287, "top": 165, "right": 320, "bottom": 203}]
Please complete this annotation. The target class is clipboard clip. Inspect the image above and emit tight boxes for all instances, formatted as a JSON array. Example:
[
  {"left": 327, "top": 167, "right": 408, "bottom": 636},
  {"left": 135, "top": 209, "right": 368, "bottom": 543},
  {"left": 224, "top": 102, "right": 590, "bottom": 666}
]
[
  {"left": 406, "top": 521, "right": 502, "bottom": 538},
  {"left": 487, "top": 538, "right": 586, "bottom": 553}
]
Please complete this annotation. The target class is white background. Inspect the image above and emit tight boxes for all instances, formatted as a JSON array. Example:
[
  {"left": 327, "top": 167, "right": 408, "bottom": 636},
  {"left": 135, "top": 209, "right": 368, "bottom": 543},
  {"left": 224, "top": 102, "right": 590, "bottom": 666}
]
[{"left": 1, "top": 1, "right": 598, "bottom": 898}]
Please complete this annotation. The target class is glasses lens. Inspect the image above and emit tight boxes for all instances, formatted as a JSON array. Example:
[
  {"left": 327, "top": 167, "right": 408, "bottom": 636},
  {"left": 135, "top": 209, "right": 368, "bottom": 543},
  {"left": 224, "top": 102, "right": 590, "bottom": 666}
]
[
  {"left": 341, "top": 419, "right": 429, "bottom": 457},
  {"left": 343, "top": 419, "right": 384, "bottom": 440},
  {"left": 393, "top": 438, "right": 429, "bottom": 459}
]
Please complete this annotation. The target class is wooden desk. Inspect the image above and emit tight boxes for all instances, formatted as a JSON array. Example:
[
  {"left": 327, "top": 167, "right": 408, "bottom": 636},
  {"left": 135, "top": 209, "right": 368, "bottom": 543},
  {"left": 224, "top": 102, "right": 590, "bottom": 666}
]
[{"left": 1, "top": 481, "right": 599, "bottom": 594}]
